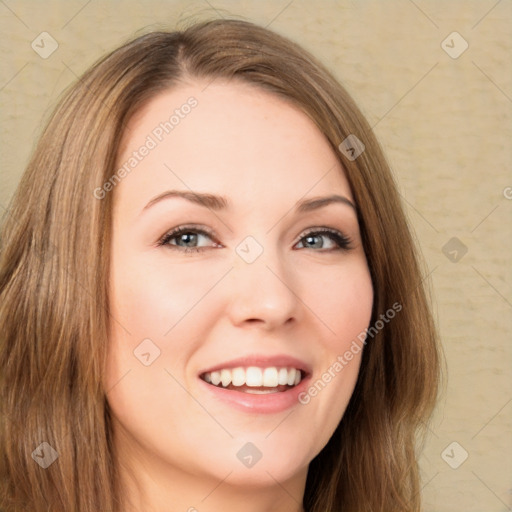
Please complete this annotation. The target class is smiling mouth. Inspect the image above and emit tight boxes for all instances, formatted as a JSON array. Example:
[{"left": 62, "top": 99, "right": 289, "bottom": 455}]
[{"left": 200, "top": 366, "right": 306, "bottom": 394}]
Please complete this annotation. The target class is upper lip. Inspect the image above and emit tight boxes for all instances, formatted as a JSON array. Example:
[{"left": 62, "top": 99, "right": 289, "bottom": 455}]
[{"left": 199, "top": 354, "right": 312, "bottom": 377}]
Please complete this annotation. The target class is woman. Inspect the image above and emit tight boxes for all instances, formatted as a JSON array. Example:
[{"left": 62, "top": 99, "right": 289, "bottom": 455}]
[{"left": 0, "top": 18, "right": 442, "bottom": 512}]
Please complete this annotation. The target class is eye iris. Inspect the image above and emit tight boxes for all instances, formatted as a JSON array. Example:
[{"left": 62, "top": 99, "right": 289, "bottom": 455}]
[
  {"left": 178, "top": 232, "right": 198, "bottom": 247},
  {"left": 305, "top": 235, "right": 322, "bottom": 249}
]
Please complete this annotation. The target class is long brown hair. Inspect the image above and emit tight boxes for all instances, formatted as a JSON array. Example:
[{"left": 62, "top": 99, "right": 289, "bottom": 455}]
[{"left": 0, "top": 18, "right": 442, "bottom": 512}]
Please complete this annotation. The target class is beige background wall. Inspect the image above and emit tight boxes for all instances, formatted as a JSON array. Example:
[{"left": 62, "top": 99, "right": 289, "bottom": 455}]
[{"left": 1, "top": 1, "right": 511, "bottom": 510}]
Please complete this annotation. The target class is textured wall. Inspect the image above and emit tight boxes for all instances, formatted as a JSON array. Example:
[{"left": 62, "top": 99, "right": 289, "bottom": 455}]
[{"left": 1, "top": 1, "right": 511, "bottom": 510}]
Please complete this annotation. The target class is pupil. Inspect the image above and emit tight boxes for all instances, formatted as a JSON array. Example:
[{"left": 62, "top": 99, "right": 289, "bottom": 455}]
[
  {"left": 181, "top": 233, "right": 197, "bottom": 246},
  {"left": 306, "top": 235, "right": 322, "bottom": 248}
]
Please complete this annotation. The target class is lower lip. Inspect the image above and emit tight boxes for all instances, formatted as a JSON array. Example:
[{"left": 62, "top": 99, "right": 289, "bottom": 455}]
[{"left": 197, "top": 375, "right": 311, "bottom": 414}]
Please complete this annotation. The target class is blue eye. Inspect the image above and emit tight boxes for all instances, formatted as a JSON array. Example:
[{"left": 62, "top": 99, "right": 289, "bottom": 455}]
[
  {"left": 157, "top": 225, "right": 353, "bottom": 254},
  {"left": 157, "top": 225, "right": 218, "bottom": 253},
  {"left": 295, "top": 228, "right": 352, "bottom": 251}
]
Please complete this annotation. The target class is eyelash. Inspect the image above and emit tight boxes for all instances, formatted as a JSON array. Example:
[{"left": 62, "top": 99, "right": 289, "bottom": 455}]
[{"left": 156, "top": 224, "right": 353, "bottom": 254}]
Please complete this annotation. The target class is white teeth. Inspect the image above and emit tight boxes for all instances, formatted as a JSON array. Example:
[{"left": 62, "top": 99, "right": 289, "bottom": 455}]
[
  {"left": 232, "top": 367, "right": 245, "bottom": 386},
  {"left": 246, "top": 367, "right": 263, "bottom": 387},
  {"left": 220, "top": 369, "right": 231, "bottom": 387},
  {"left": 210, "top": 371, "right": 221, "bottom": 386},
  {"left": 263, "top": 367, "right": 278, "bottom": 387},
  {"left": 201, "top": 366, "right": 304, "bottom": 389},
  {"left": 278, "top": 367, "right": 288, "bottom": 385},
  {"left": 287, "top": 368, "right": 297, "bottom": 386}
]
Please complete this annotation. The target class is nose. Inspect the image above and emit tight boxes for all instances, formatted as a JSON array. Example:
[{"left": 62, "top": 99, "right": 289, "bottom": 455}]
[{"left": 225, "top": 245, "right": 300, "bottom": 330}]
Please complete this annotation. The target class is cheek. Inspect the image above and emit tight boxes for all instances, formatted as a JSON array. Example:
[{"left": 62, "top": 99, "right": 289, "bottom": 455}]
[
  {"left": 108, "top": 250, "right": 219, "bottom": 340},
  {"left": 104, "top": 252, "right": 200, "bottom": 396},
  {"left": 303, "top": 260, "right": 374, "bottom": 348},
  {"left": 295, "top": 260, "right": 372, "bottom": 438},
  {"left": 104, "top": 249, "right": 232, "bottom": 398}
]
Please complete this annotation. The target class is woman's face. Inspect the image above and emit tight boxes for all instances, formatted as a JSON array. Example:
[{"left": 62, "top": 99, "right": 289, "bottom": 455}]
[{"left": 104, "top": 80, "right": 373, "bottom": 502}]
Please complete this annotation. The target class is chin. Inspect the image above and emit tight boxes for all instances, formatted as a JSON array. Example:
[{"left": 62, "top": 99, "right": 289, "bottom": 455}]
[{"left": 201, "top": 438, "right": 312, "bottom": 487}]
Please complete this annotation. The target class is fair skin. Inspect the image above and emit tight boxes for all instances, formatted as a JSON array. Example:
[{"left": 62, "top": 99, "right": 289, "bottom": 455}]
[{"left": 104, "top": 79, "right": 373, "bottom": 512}]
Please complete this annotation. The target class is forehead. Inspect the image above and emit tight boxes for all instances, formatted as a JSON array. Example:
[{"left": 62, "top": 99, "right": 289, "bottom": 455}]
[{"left": 115, "top": 80, "right": 353, "bottom": 213}]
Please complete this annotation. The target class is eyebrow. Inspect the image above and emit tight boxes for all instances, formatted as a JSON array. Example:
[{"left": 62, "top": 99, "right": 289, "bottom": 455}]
[{"left": 141, "top": 190, "right": 356, "bottom": 215}]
